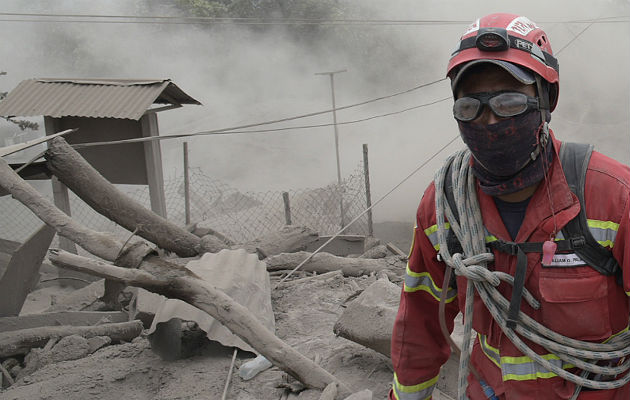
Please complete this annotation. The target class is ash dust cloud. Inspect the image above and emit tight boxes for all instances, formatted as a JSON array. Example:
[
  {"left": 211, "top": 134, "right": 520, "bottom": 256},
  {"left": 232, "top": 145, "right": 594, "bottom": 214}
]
[{"left": 0, "top": 0, "right": 628, "bottom": 224}]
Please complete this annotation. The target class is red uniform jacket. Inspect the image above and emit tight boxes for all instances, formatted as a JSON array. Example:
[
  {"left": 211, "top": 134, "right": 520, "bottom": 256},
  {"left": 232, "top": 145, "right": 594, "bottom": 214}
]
[{"left": 390, "top": 140, "right": 630, "bottom": 400}]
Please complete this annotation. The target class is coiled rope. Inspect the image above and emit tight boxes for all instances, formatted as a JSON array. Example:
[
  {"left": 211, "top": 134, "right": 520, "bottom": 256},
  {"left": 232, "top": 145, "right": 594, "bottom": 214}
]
[{"left": 434, "top": 148, "right": 630, "bottom": 400}]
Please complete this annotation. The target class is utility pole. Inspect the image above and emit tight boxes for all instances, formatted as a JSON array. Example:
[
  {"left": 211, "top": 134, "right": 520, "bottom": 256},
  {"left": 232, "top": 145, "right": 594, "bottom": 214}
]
[{"left": 315, "top": 69, "right": 347, "bottom": 229}]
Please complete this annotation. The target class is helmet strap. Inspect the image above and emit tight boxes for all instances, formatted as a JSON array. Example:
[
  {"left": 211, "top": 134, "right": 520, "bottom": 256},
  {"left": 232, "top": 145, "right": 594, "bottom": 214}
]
[{"left": 535, "top": 76, "right": 550, "bottom": 120}]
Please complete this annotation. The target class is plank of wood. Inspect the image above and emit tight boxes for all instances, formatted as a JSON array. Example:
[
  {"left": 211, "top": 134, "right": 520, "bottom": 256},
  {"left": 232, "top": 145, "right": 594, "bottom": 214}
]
[
  {"left": 385, "top": 242, "right": 408, "bottom": 258},
  {"left": 0, "top": 311, "right": 128, "bottom": 333},
  {"left": 0, "top": 238, "right": 20, "bottom": 255},
  {"left": 0, "top": 224, "right": 55, "bottom": 317}
]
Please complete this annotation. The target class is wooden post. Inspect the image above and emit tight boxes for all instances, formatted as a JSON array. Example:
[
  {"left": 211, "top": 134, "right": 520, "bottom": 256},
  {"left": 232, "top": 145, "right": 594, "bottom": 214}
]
[
  {"left": 140, "top": 113, "right": 167, "bottom": 219},
  {"left": 282, "top": 192, "right": 292, "bottom": 225},
  {"left": 183, "top": 142, "right": 191, "bottom": 225},
  {"left": 45, "top": 117, "right": 77, "bottom": 255},
  {"left": 51, "top": 176, "right": 78, "bottom": 255},
  {"left": 362, "top": 144, "right": 374, "bottom": 236}
]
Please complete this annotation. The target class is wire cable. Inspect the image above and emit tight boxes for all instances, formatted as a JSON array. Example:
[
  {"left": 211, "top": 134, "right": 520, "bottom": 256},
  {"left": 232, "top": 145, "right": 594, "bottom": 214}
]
[
  {"left": 555, "top": 22, "right": 594, "bottom": 54},
  {"left": 274, "top": 134, "right": 460, "bottom": 286},
  {"left": 72, "top": 96, "right": 451, "bottom": 148},
  {"left": 0, "top": 12, "right": 627, "bottom": 26}
]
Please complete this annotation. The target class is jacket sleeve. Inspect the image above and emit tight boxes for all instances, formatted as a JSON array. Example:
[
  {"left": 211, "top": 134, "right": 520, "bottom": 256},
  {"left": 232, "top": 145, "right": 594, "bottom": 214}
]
[
  {"left": 389, "top": 183, "right": 461, "bottom": 400},
  {"left": 614, "top": 190, "right": 630, "bottom": 295}
]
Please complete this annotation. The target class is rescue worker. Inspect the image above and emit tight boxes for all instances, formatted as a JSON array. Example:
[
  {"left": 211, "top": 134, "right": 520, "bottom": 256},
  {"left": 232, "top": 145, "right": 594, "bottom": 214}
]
[{"left": 390, "top": 13, "right": 630, "bottom": 400}]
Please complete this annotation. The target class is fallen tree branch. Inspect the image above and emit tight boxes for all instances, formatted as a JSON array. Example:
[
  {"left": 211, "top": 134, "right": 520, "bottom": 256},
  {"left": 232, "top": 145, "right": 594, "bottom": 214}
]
[
  {"left": 0, "top": 320, "right": 143, "bottom": 358},
  {"left": 0, "top": 157, "right": 124, "bottom": 261},
  {"left": 45, "top": 137, "right": 202, "bottom": 257},
  {"left": 49, "top": 250, "right": 352, "bottom": 394},
  {"left": 1, "top": 146, "right": 351, "bottom": 394}
]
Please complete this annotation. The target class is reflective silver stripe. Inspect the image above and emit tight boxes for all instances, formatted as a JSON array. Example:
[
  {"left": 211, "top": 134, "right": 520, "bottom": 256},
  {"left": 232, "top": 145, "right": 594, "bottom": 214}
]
[
  {"left": 393, "top": 373, "right": 437, "bottom": 400},
  {"left": 404, "top": 266, "right": 457, "bottom": 302},
  {"left": 423, "top": 223, "right": 448, "bottom": 251},
  {"left": 587, "top": 219, "right": 618, "bottom": 248},
  {"left": 478, "top": 334, "right": 573, "bottom": 381},
  {"left": 501, "top": 355, "right": 573, "bottom": 381},
  {"left": 478, "top": 334, "right": 501, "bottom": 368}
]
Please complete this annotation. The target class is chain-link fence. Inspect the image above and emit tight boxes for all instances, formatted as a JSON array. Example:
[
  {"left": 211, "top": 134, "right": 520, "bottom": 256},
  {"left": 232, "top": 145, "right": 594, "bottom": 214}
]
[{"left": 0, "top": 161, "right": 370, "bottom": 246}]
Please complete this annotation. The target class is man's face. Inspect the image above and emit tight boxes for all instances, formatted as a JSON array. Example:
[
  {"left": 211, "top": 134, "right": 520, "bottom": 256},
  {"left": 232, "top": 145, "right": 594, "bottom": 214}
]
[{"left": 455, "top": 65, "right": 536, "bottom": 125}]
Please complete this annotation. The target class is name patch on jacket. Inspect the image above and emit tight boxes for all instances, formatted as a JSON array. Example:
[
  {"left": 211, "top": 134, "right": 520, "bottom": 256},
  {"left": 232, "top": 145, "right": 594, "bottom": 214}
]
[{"left": 542, "top": 253, "right": 588, "bottom": 268}]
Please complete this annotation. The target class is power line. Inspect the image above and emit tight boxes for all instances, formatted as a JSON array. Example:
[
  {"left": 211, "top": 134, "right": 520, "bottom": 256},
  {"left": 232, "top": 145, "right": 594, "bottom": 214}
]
[
  {"left": 555, "top": 22, "right": 593, "bottom": 54},
  {"left": 73, "top": 96, "right": 452, "bottom": 148},
  {"left": 0, "top": 12, "right": 627, "bottom": 26},
  {"left": 276, "top": 133, "right": 461, "bottom": 284},
  {"left": 70, "top": 13, "right": 601, "bottom": 150}
]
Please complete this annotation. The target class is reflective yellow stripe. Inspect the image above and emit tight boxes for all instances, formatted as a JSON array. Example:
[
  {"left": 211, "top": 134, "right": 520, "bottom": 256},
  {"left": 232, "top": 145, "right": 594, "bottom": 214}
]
[
  {"left": 485, "top": 235, "right": 498, "bottom": 243},
  {"left": 587, "top": 219, "right": 619, "bottom": 248},
  {"left": 423, "top": 223, "right": 449, "bottom": 236},
  {"left": 394, "top": 372, "right": 439, "bottom": 399},
  {"left": 501, "top": 354, "right": 574, "bottom": 381},
  {"left": 409, "top": 227, "right": 417, "bottom": 258},
  {"left": 480, "top": 328, "right": 629, "bottom": 382},
  {"left": 403, "top": 266, "right": 457, "bottom": 303},
  {"left": 587, "top": 219, "right": 620, "bottom": 231},
  {"left": 478, "top": 334, "right": 500, "bottom": 368},
  {"left": 424, "top": 223, "right": 449, "bottom": 251},
  {"left": 597, "top": 240, "right": 615, "bottom": 248},
  {"left": 604, "top": 326, "right": 629, "bottom": 343}
]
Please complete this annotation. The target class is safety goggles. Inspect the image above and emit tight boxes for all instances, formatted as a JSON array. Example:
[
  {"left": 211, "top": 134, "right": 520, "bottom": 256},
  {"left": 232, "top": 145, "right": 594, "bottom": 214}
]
[{"left": 453, "top": 91, "right": 539, "bottom": 122}]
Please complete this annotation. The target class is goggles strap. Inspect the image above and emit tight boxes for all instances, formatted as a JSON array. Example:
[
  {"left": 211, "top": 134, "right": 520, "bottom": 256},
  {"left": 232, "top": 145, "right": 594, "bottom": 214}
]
[{"left": 535, "top": 76, "right": 550, "bottom": 116}]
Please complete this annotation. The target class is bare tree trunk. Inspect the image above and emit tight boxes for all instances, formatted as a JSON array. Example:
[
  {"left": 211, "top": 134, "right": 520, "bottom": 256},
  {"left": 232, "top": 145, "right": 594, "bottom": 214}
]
[
  {"left": 0, "top": 320, "right": 143, "bottom": 358},
  {"left": 45, "top": 137, "right": 202, "bottom": 257},
  {"left": 0, "top": 157, "right": 126, "bottom": 261},
  {"left": 49, "top": 250, "right": 351, "bottom": 394}
]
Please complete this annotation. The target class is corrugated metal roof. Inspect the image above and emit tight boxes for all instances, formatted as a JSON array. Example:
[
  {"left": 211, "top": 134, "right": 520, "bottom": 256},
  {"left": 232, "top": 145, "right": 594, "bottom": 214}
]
[{"left": 0, "top": 78, "right": 201, "bottom": 120}]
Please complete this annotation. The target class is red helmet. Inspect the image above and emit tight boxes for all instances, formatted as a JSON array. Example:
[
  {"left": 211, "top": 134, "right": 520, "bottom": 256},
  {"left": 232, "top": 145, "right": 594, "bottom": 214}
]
[{"left": 447, "top": 13, "right": 559, "bottom": 111}]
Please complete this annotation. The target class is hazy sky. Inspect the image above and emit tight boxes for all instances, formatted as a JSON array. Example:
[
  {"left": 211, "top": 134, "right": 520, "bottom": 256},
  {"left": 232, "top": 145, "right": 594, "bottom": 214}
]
[{"left": 0, "top": 0, "right": 628, "bottom": 222}]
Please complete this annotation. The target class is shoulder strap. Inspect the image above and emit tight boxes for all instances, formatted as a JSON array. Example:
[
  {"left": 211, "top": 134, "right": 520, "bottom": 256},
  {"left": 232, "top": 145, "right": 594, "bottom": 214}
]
[{"left": 558, "top": 142, "right": 620, "bottom": 276}]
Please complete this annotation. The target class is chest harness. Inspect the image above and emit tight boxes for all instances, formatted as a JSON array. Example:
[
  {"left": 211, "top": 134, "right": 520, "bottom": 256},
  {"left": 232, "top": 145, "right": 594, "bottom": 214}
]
[{"left": 434, "top": 143, "right": 630, "bottom": 400}]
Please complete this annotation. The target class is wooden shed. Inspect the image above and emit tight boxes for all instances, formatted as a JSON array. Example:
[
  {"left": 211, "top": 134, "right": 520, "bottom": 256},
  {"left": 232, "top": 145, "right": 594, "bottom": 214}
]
[{"left": 0, "top": 78, "right": 200, "bottom": 223}]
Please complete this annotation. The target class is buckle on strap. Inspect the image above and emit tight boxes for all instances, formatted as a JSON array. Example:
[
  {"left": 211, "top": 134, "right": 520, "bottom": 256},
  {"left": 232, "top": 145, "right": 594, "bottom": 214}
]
[
  {"left": 488, "top": 240, "right": 519, "bottom": 255},
  {"left": 570, "top": 236, "right": 586, "bottom": 249}
]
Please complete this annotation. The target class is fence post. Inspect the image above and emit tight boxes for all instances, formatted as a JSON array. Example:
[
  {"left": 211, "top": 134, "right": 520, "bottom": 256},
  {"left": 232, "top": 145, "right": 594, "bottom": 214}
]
[
  {"left": 282, "top": 191, "right": 292, "bottom": 225},
  {"left": 363, "top": 143, "right": 374, "bottom": 236},
  {"left": 183, "top": 142, "right": 191, "bottom": 225}
]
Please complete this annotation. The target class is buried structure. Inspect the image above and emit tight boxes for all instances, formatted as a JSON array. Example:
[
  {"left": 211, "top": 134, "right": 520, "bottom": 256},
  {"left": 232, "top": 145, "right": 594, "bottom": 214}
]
[{"left": 0, "top": 137, "right": 460, "bottom": 399}]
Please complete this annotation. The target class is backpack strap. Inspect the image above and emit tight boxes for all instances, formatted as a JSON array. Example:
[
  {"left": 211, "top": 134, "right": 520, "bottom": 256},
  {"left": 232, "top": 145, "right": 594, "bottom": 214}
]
[{"left": 558, "top": 142, "right": 621, "bottom": 277}]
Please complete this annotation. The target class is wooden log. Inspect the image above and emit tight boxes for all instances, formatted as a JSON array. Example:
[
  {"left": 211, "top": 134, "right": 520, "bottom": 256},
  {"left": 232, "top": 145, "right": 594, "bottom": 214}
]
[
  {"left": 0, "top": 320, "right": 143, "bottom": 358},
  {"left": 0, "top": 311, "right": 128, "bottom": 333},
  {"left": 386, "top": 242, "right": 408, "bottom": 259},
  {"left": 0, "top": 156, "right": 350, "bottom": 394},
  {"left": 48, "top": 250, "right": 351, "bottom": 394},
  {"left": 0, "top": 157, "right": 126, "bottom": 261},
  {"left": 238, "top": 226, "right": 319, "bottom": 258},
  {"left": 45, "top": 137, "right": 202, "bottom": 257},
  {"left": 265, "top": 251, "right": 404, "bottom": 279}
]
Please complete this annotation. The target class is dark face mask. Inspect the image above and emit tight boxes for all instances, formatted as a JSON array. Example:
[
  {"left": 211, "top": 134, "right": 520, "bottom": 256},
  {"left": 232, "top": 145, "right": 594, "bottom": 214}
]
[{"left": 458, "top": 110, "right": 553, "bottom": 196}]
